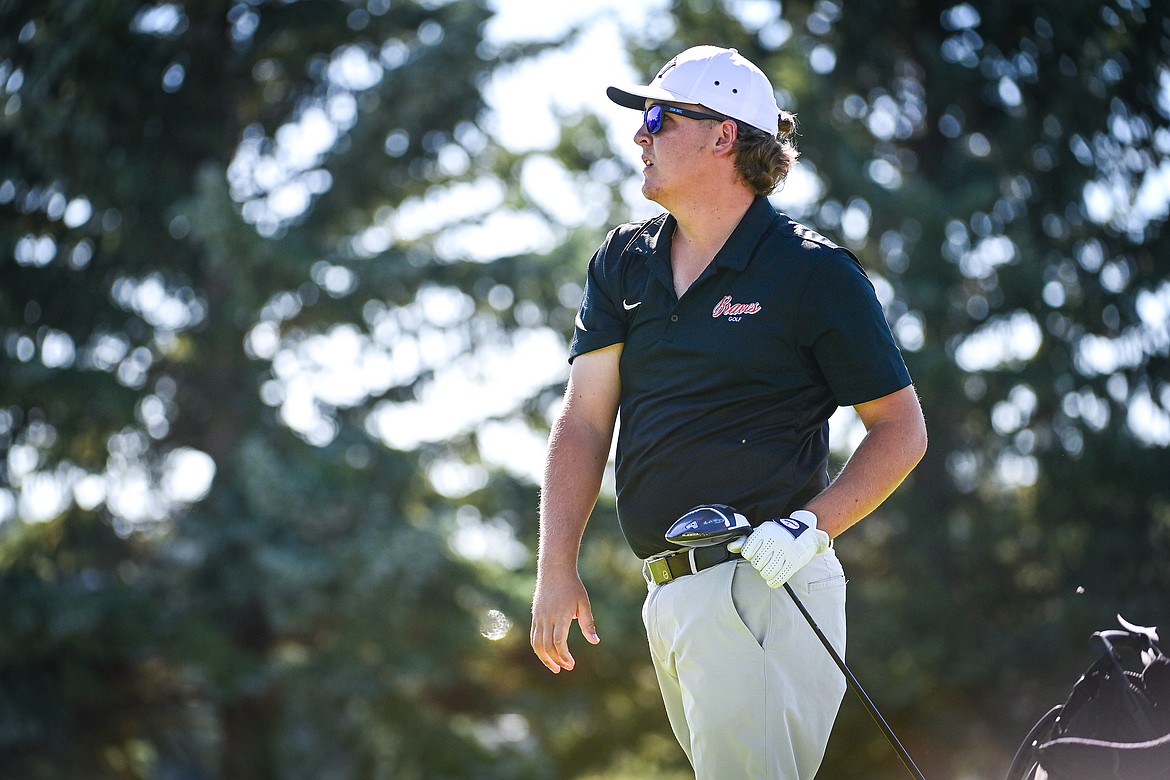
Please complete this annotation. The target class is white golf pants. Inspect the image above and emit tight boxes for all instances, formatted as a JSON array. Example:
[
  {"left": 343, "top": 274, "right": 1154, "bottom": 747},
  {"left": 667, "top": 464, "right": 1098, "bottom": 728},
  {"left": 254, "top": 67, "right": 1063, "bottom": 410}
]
[{"left": 642, "top": 552, "right": 848, "bottom": 779}]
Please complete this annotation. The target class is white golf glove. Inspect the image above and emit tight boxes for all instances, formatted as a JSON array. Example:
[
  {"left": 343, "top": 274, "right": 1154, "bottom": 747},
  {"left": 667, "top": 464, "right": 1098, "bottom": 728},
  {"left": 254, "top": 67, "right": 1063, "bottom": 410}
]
[{"left": 727, "top": 510, "right": 829, "bottom": 589}]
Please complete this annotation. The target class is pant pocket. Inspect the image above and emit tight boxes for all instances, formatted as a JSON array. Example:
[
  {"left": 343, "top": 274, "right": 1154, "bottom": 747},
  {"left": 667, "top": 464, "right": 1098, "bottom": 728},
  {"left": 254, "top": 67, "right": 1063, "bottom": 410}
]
[
  {"left": 799, "top": 548, "right": 847, "bottom": 595},
  {"left": 808, "top": 573, "right": 846, "bottom": 592},
  {"left": 729, "top": 561, "right": 769, "bottom": 648}
]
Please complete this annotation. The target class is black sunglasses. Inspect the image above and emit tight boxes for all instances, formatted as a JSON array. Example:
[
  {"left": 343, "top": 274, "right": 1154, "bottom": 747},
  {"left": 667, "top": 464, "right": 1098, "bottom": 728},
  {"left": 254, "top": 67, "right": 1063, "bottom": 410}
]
[{"left": 642, "top": 103, "right": 728, "bottom": 134}]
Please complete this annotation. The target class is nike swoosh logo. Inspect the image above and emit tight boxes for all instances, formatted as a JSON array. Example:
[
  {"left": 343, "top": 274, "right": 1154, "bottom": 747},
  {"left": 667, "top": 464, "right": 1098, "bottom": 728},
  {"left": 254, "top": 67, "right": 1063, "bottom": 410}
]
[{"left": 623, "top": 299, "right": 642, "bottom": 310}]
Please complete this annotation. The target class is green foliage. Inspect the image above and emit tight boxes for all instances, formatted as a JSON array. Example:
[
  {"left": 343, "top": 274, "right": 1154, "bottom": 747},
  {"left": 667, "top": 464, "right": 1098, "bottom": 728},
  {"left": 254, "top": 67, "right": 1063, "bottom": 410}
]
[
  {"left": 0, "top": 0, "right": 598, "bottom": 777},
  {"left": 2, "top": 0, "right": 1169, "bottom": 778}
]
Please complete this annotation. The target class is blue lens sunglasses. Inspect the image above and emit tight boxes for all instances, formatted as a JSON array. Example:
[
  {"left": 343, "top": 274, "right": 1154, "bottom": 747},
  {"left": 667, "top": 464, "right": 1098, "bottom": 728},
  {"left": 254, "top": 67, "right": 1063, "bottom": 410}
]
[{"left": 642, "top": 103, "right": 728, "bottom": 134}]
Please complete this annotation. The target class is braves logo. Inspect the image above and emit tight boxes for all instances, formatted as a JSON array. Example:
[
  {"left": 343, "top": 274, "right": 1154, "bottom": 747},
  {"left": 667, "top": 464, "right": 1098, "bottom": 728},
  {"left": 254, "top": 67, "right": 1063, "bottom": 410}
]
[{"left": 712, "top": 295, "right": 762, "bottom": 321}]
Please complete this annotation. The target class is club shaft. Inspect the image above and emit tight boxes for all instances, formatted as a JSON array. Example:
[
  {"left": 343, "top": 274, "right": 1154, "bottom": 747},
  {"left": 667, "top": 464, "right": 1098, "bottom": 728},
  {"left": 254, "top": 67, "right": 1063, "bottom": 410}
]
[{"left": 783, "top": 583, "right": 927, "bottom": 780}]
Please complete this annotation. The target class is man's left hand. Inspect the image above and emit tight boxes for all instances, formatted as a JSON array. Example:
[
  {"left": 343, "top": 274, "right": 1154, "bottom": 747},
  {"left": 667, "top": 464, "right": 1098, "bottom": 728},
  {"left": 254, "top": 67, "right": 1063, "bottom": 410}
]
[{"left": 728, "top": 510, "right": 829, "bottom": 588}]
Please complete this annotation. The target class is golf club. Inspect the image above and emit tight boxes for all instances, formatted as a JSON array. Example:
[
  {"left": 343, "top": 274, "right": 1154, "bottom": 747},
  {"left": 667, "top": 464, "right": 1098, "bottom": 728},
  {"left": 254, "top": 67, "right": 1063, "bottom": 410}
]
[{"left": 666, "top": 508, "right": 928, "bottom": 780}]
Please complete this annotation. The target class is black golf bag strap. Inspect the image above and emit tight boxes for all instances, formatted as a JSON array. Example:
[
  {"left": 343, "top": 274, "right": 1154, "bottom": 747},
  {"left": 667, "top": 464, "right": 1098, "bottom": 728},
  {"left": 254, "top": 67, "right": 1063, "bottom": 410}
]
[{"left": 1004, "top": 705, "right": 1061, "bottom": 780}]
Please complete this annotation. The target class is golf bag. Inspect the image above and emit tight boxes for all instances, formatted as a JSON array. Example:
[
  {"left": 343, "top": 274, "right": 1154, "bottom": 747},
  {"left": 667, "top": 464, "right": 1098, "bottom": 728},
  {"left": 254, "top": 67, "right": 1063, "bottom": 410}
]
[{"left": 1005, "top": 616, "right": 1170, "bottom": 780}]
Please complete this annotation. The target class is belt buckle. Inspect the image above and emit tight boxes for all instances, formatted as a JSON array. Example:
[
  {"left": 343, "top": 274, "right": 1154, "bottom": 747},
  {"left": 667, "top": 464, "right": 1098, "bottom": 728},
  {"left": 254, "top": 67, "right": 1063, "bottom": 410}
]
[
  {"left": 643, "top": 555, "right": 673, "bottom": 587},
  {"left": 643, "top": 548, "right": 701, "bottom": 587}
]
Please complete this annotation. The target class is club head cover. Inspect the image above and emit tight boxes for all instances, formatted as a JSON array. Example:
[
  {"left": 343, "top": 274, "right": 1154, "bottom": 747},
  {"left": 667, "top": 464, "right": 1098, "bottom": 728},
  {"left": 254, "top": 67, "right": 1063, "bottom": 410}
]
[{"left": 665, "top": 503, "right": 752, "bottom": 548}]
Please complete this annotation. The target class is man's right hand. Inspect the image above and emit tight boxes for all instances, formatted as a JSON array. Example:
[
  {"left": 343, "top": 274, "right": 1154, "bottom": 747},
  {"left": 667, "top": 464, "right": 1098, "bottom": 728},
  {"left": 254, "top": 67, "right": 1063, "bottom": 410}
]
[{"left": 530, "top": 572, "right": 600, "bottom": 673}]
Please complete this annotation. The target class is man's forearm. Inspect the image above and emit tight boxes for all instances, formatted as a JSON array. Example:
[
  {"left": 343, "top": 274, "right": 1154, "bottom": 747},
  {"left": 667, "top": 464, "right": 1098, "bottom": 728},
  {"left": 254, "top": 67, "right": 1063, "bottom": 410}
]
[
  {"left": 808, "top": 424, "right": 922, "bottom": 537},
  {"left": 807, "top": 386, "right": 927, "bottom": 538},
  {"left": 537, "top": 413, "right": 613, "bottom": 573},
  {"left": 530, "top": 410, "right": 614, "bottom": 673}
]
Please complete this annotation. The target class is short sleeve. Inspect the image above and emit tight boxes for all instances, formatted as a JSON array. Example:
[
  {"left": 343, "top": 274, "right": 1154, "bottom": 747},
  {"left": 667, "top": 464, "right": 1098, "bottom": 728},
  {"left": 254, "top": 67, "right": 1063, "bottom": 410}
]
[
  {"left": 798, "top": 250, "right": 911, "bottom": 406},
  {"left": 568, "top": 229, "right": 630, "bottom": 362}
]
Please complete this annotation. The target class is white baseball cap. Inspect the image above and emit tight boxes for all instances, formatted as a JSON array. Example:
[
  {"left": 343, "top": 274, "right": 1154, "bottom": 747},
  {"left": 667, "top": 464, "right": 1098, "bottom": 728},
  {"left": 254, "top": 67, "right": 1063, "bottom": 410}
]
[{"left": 607, "top": 46, "right": 780, "bottom": 135}]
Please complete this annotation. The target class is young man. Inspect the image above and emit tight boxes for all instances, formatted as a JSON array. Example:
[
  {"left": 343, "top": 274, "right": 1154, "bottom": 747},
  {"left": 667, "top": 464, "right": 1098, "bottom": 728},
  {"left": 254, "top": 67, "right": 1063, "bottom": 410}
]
[{"left": 530, "top": 45, "right": 927, "bottom": 778}]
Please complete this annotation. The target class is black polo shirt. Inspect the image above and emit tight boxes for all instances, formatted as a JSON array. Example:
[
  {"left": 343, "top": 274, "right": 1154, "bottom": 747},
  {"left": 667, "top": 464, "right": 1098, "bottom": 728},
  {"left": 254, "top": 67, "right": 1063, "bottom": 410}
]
[{"left": 570, "top": 196, "right": 912, "bottom": 559}]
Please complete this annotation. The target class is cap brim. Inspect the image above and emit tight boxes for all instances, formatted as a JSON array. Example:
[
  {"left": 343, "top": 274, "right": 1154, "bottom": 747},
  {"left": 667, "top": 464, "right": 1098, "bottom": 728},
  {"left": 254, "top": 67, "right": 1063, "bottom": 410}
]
[{"left": 606, "top": 84, "right": 684, "bottom": 111}]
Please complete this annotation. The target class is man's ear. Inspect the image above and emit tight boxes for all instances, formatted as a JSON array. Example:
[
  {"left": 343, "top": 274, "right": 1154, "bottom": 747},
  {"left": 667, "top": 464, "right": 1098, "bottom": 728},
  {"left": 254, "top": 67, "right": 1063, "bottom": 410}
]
[{"left": 712, "top": 119, "right": 739, "bottom": 157}]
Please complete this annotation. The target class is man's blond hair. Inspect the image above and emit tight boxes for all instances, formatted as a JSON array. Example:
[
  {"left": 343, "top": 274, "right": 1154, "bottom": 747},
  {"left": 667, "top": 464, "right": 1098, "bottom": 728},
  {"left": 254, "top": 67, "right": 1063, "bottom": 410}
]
[{"left": 733, "top": 110, "right": 799, "bottom": 196}]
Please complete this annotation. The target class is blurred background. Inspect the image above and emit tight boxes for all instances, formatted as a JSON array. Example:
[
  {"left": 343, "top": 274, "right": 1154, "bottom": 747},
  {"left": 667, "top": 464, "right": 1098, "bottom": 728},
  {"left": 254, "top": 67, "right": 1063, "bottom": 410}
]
[{"left": 2, "top": 0, "right": 1168, "bottom": 777}]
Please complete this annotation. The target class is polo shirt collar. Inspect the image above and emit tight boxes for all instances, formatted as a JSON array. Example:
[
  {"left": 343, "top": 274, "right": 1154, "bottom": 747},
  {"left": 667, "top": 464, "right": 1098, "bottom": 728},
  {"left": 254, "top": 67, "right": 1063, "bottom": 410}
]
[
  {"left": 626, "top": 196, "right": 778, "bottom": 271},
  {"left": 713, "top": 195, "right": 778, "bottom": 270},
  {"left": 626, "top": 212, "right": 672, "bottom": 257}
]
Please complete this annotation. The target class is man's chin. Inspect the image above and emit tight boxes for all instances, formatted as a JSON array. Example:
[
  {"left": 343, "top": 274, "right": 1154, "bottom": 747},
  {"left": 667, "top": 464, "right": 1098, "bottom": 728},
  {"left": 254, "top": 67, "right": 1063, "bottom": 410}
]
[{"left": 641, "top": 179, "right": 665, "bottom": 204}]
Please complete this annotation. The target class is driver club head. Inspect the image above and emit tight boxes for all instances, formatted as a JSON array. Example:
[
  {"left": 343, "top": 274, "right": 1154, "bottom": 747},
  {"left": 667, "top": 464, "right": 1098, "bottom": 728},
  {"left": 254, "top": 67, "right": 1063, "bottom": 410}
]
[{"left": 666, "top": 504, "right": 752, "bottom": 548}]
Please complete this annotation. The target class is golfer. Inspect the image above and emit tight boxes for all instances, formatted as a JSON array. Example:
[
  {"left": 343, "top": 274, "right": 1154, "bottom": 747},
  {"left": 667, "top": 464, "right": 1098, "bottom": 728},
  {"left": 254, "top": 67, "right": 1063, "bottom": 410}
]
[{"left": 531, "top": 45, "right": 927, "bottom": 778}]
